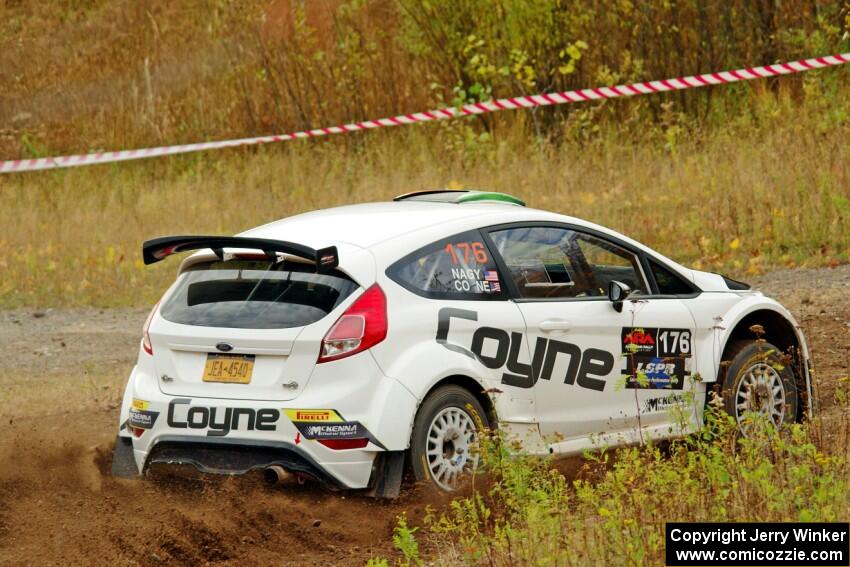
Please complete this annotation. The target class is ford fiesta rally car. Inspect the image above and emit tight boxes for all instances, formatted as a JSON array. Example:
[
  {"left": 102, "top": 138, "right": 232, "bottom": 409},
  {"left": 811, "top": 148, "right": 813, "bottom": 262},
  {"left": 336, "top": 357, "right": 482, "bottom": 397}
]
[{"left": 112, "top": 190, "right": 812, "bottom": 496}]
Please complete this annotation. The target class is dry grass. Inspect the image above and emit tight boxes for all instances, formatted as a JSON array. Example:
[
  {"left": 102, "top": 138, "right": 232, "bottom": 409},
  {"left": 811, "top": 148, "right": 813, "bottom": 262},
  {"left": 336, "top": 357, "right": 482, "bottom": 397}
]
[
  {"left": 1, "top": 93, "right": 848, "bottom": 309},
  {"left": 0, "top": 1, "right": 847, "bottom": 309}
]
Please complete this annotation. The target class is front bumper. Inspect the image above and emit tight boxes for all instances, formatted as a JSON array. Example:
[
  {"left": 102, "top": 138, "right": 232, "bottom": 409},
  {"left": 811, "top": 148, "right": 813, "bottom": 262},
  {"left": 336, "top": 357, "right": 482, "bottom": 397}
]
[{"left": 117, "top": 352, "right": 418, "bottom": 489}]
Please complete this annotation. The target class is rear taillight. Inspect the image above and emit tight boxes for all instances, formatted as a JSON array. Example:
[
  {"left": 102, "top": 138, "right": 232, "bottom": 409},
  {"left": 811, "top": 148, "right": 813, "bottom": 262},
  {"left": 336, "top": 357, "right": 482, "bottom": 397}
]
[
  {"left": 318, "top": 284, "right": 387, "bottom": 363},
  {"left": 141, "top": 302, "right": 159, "bottom": 356}
]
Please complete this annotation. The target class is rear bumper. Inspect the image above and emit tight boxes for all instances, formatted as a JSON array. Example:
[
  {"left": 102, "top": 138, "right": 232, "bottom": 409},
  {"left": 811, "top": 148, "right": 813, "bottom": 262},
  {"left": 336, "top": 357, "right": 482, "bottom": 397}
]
[
  {"left": 146, "top": 436, "right": 344, "bottom": 487},
  {"left": 117, "top": 351, "right": 418, "bottom": 489}
]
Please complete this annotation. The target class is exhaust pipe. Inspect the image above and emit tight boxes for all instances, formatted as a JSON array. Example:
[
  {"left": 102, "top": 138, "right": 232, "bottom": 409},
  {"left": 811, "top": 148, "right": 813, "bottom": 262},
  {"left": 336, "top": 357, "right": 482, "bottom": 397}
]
[{"left": 264, "top": 465, "right": 291, "bottom": 486}]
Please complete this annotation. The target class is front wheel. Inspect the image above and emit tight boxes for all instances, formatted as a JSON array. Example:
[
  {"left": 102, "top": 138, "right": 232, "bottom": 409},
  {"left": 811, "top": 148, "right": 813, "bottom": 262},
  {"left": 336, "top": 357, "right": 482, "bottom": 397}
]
[
  {"left": 410, "top": 385, "right": 489, "bottom": 491},
  {"left": 720, "top": 340, "right": 798, "bottom": 433}
]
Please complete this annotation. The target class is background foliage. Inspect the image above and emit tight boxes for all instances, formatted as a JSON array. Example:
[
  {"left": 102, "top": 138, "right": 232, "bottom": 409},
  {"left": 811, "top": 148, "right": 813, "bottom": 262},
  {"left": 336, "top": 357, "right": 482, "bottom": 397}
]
[
  {"left": 1, "top": 0, "right": 848, "bottom": 156},
  {"left": 0, "top": 0, "right": 848, "bottom": 308}
]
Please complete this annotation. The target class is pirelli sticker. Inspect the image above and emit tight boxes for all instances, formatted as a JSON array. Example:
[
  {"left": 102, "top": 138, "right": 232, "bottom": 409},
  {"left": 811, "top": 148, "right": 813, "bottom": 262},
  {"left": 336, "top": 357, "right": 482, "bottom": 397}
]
[
  {"left": 283, "top": 409, "right": 344, "bottom": 423},
  {"left": 621, "top": 327, "right": 692, "bottom": 390},
  {"left": 285, "top": 409, "right": 386, "bottom": 450}
]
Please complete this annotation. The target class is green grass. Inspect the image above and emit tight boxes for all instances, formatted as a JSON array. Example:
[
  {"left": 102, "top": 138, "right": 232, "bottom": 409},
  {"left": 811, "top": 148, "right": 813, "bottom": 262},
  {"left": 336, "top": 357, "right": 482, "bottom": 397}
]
[{"left": 376, "top": 397, "right": 850, "bottom": 566}]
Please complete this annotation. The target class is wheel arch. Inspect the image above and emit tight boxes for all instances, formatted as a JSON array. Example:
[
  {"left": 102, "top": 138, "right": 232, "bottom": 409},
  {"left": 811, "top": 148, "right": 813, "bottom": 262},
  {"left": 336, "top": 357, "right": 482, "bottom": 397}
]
[
  {"left": 721, "top": 309, "right": 800, "bottom": 359},
  {"left": 420, "top": 374, "right": 498, "bottom": 428},
  {"left": 719, "top": 307, "right": 812, "bottom": 419}
]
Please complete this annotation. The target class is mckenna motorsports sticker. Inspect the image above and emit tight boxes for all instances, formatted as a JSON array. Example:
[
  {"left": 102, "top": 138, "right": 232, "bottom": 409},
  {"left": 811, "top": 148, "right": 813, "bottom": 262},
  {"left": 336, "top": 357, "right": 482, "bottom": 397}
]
[
  {"left": 643, "top": 393, "right": 688, "bottom": 413},
  {"left": 128, "top": 408, "right": 160, "bottom": 429},
  {"left": 128, "top": 398, "right": 159, "bottom": 429},
  {"left": 286, "top": 409, "right": 386, "bottom": 450}
]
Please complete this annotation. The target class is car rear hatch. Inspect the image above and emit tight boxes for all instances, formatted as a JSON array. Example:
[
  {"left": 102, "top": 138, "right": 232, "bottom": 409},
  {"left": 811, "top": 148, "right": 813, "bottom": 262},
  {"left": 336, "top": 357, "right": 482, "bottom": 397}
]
[{"left": 142, "top": 236, "right": 362, "bottom": 401}]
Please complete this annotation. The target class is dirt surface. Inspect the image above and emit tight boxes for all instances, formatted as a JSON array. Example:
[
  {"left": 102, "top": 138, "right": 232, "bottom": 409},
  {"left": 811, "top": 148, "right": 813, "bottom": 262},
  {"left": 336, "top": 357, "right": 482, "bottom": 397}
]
[
  {"left": 1, "top": 265, "right": 848, "bottom": 566},
  {"left": 749, "top": 264, "right": 850, "bottom": 407}
]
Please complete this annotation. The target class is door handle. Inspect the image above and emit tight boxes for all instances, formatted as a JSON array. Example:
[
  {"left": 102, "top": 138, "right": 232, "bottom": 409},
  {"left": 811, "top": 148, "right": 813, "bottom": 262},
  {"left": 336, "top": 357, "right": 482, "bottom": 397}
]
[{"left": 539, "top": 319, "right": 571, "bottom": 332}]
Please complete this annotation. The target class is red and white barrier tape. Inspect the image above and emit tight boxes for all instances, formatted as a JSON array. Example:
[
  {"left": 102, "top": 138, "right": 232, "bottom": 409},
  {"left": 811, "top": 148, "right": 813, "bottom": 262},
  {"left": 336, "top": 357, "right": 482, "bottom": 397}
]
[{"left": 2, "top": 52, "right": 848, "bottom": 173}]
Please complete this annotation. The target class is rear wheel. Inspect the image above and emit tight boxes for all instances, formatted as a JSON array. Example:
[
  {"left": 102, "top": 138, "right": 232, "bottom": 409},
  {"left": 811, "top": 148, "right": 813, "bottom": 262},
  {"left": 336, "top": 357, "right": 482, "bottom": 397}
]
[
  {"left": 410, "top": 385, "right": 489, "bottom": 491},
  {"left": 720, "top": 341, "right": 798, "bottom": 433}
]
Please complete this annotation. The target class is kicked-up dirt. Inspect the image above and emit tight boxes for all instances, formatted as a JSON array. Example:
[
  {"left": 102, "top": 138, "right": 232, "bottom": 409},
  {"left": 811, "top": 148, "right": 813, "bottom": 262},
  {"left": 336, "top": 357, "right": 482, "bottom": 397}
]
[{"left": 0, "top": 264, "right": 848, "bottom": 566}]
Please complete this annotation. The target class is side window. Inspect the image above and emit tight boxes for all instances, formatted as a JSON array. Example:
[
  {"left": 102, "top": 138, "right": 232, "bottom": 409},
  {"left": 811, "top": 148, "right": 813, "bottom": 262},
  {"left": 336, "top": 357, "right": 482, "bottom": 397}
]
[
  {"left": 574, "top": 233, "right": 648, "bottom": 295},
  {"left": 650, "top": 260, "right": 695, "bottom": 295},
  {"left": 387, "top": 230, "right": 505, "bottom": 300},
  {"left": 488, "top": 226, "right": 647, "bottom": 299}
]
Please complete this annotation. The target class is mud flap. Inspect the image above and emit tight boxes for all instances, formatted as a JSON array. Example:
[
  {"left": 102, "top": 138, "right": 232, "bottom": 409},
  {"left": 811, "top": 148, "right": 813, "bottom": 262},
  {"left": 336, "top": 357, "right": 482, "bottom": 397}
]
[
  {"left": 367, "top": 451, "right": 405, "bottom": 499},
  {"left": 111, "top": 436, "right": 141, "bottom": 478}
]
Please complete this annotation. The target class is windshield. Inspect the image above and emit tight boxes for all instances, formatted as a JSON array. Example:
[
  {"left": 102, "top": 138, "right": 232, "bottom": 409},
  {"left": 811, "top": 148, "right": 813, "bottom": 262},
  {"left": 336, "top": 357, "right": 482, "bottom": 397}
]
[{"left": 160, "top": 259, "right": 359, "bottom": 329}]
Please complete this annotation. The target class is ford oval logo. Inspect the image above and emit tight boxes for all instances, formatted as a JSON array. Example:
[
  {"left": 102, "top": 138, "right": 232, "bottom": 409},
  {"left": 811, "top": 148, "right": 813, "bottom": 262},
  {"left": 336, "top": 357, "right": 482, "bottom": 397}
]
[{"left": 215, "top": 342, "right": 234, "bottom": 352}]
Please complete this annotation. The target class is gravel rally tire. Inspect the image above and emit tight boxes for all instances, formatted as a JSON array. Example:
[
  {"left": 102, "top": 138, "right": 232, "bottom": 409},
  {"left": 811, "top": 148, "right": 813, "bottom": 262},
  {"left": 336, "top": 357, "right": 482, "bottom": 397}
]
[
  {"left": 410, "top": 385, "right": 490, "bottom": 491},
  {"left": 720, "top": 340, "right": 798, "bottom": 431}
]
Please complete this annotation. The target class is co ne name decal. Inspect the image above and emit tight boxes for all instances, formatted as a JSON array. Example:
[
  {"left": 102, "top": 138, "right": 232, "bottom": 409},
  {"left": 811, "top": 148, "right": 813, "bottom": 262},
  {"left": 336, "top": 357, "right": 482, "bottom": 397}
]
[
  {"left": 437, "top": 308, "right": 614, "bottom": 391},
  {"left": 167, "top": 398, "right": 279, "bottom": 437}
]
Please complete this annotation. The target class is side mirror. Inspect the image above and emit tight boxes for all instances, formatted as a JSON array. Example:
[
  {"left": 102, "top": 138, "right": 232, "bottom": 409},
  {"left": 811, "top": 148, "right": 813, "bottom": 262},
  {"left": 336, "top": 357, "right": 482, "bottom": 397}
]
[{"left": 608, "top": 280, "right": 632, "bottom": 312}]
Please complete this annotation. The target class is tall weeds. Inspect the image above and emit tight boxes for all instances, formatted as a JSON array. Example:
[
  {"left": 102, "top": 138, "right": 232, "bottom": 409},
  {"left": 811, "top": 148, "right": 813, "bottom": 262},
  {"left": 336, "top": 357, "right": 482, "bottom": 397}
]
[{"left": 406, "top": 401, "right": 850, "bottom": 566}]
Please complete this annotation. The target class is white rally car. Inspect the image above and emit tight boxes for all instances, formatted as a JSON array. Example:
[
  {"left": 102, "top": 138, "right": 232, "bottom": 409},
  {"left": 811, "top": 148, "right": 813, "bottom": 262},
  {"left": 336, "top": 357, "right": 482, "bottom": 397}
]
[{"left": 112, "top": 190, "right": 812, "bottom": 495}]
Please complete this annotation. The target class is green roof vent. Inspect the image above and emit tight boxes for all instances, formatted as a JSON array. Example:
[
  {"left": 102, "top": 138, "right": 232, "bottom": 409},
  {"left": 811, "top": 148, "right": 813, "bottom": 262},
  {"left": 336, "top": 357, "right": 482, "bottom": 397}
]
[{"left": 393, "top": 189, "right": 525, "bottom": 206}]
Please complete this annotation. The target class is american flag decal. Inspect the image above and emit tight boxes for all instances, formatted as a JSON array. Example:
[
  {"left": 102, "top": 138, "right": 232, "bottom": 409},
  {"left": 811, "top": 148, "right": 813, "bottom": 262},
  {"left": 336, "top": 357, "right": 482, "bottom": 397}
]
[{"left": 484, "top": 270, "right": 501, "bottom": 292}]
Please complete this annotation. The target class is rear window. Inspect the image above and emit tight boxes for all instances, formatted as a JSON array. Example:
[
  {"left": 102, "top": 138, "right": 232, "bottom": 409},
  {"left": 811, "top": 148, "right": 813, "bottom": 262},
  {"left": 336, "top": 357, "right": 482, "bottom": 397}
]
[
  {"left": 387, "top": 230, "right": 505, "bottom": 300},
  {"left": 160, "top": 259, "right": 359, "bottom": 329}
]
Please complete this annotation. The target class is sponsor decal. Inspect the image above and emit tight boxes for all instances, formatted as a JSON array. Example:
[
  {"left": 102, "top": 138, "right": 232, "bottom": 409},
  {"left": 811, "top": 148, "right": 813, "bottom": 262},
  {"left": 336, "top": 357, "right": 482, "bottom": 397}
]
[
  {"left": 304, "top": 423, "right": 360, "bottom": 437},
  {"left": 465, "top": 402, "right": 485, "bottom": 431},
  {"left": 621, "top": 327, "right": 692, "bottom": 390},
  {"left": 643, "top": 393, "right": 688, "bottom": 413},
  {"left": 286, "top": 409, "right": 386, "bottom": 449},
  {"left": 166, "top": 398, "right": 279, "bottom": 437},
  {"left": 283, "top": 409, "right": 343, "bottom": 423},
  {"left": 132, "top": 398, "right": 150, "bottom": 411},
  {"left": 437, "top": 308, "right": 615, "bottom": 391},
  {"left": 622, "top": 327, "right": 656, "bottom": 354},
  {"left": 623, "top": 356, "right": 686, "bottom": 389},
  {"left": 622, "top": 327, "right": 692, "bottom": 357},
  {"left": 129, "top": 407, "right": 160, "bottom": 430}
]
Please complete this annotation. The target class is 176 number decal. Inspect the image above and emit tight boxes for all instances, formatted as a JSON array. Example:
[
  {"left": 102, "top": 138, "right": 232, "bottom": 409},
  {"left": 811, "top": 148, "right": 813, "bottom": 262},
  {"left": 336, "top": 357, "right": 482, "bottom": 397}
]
[{"left": 444, "top": 241, "right": 488, "bottom": 265}]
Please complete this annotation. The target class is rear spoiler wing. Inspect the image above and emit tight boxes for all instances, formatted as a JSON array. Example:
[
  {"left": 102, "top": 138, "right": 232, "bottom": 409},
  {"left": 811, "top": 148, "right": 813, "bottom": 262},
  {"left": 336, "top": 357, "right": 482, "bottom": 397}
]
[{"left": 142, "top": 235, "right": 339, "bottom": 272}]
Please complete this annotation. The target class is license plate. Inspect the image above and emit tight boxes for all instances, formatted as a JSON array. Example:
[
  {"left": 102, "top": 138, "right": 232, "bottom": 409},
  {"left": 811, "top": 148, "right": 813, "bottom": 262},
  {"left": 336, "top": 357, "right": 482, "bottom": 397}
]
[{"left": 202, "top": 353, "right": 255, "bottom": 384}]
